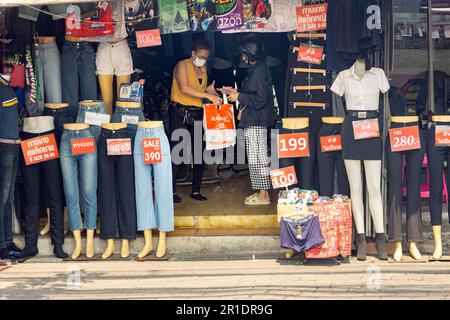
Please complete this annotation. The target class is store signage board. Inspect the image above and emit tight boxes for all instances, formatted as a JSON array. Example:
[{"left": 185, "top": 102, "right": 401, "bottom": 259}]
[
  {"left": 298, "top": 44, "right": 324, "bottom": 65},
  {"left": 435, "top": 125, "right": 450, "bottom": 146},
  {"left": 21, "top": 133, "right": 59, "bottom": 166},
  {"left": 389, "top": 126, "right": 421, "bottom": 152},
  {"left": 107, "top": 139, "right": 132, "bottom": 156},
  {"left": 277, "top": 133, "right": 310, "bottom": 158},
  {"left": 320, "top": 135, "right": 342, "bottom": 152},
  {"left": 270, "top": 166, "right": 298, "bottom": 189},
  {"left": 136, "top": 29, "right": 162, "bottom": 48},
  {"left": 352, "top": 119, "right": 380, "bottom": 140},
  {"left": 296, "top": 3, "right": 328, "bottom": 32},
  {"left": 71, "top": 137, "right": 96, "bottom": 156},
  {"left": 142, "top": 138, "right": 162, "bottom": 164}
]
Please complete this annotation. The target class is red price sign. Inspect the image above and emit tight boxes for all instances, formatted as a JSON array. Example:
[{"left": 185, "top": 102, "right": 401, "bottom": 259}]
[
  {"left": 298, "top": 44, "right": 324, "bottom": 65},
  {"left": 136, "top": 29, "right": 162, "bottom": 48},
  {"left": 142, "top": 138, "right": 162, "bottom": 164},
  {"left": 389, "top": 126, "right": 421, "bottom": 152},
  {"left": 435, "top": 125, "right": 450, "bottom": 146},
  {"left": 270, "top": 166, "right": 298, "bottom": 189},
  {"left": 277, "top": 133, "right": 310, "bottom": 158},
  {"left": 107, "top": 139, "right": 132, "bottom": 156},
  {"left": 320, "top": 135, "right": 342, "bottom": 152},
  {"left": 71, "top": 137, "right": 95, "bottom": 156},
  {"left": 352, "top": 119, "right": 380, "bottom": 140},
  {"left": 296, "top": 3, "right": 328, "bottom": 32},
  {"left": 21, "top": 134, "right": 59, "bottom": 166}
]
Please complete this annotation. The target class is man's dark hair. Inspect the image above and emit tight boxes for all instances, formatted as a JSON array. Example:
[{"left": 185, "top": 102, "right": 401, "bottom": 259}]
[{"left": 193, "top": 38, "right": 211, "bottom": 52}]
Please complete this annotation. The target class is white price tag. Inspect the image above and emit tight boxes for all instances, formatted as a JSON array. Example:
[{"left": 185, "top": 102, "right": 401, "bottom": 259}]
[
  {"left": 121, "top": 115, "right": 140, "bottom": 125},
  {"left": 84, "top": 112, "right": 111, "bottom": 126}
]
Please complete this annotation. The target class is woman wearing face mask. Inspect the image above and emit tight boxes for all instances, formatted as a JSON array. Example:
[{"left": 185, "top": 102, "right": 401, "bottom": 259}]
[
  {"left": 170, "top": 38, "right": 221, "bottom": 203},
  {"left": 223, "top": 38, "right": 275, "bottom": 205}
]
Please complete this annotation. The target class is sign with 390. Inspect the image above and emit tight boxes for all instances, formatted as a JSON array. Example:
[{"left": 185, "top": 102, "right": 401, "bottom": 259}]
[
  {"left": 277, "top": 133, "right": 310, "bottom": 158},
  {"left": 142, "top": 138, "right": 162, "bottom": 164}
]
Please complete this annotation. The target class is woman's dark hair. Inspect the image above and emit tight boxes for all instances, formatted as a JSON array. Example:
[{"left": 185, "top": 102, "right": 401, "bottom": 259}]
[{"left": 193, "top": 38, "right": 211, "bottom": 52}]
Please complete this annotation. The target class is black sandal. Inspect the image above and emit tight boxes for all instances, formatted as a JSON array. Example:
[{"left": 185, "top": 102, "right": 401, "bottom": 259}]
[{"left": 191, "top": 193, "right": 208, "bottom": 201}]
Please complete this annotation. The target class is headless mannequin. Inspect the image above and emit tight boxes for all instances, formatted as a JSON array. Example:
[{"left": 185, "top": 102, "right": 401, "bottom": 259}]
[
  {"left": 390, "top": 116, "right": 423, "bottom": 261},
  {"left": 99, "top": 74, "right": 131, "bottom": 116},
  {"left": 322, "top": 117, "right": 344, "bottom": 124},
  {"left": 40, "top": 103, "right": 70, "bottom": 236},
  {"left": 63, "top": 123, "right": 95, "bottom": 260},
  {"left": 38, "top": 36, "right": 56, "bottom": 45},
  {"left": 429, "top": 115, "right": 450, "bottom": 260},
  {"left": 100, "top": 122, "right": 130, "bottom": 259},
  {"left": 137, "top": 120, "right": 168, "bottom": 259}
]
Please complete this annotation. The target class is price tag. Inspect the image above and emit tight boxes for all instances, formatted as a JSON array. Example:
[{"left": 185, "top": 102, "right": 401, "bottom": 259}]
[
  {"left": 21, "top": 134, "right": 59, "bottom": 166},
  {"left": 136, "top": 29, "right": 162, "bottom": 48},
  {"left": 320, "top": 135, "right": 342, "bottom": 152},
  {"left": 142, "top": 138, "right": 162, "bottom": 164},
  {"left": 389, "top": 126, "right": 421, "bottom": 152},
  {"left": 277, "top": 133, "right": 310, "bottom": 158},
  {"left": 121, "top": 115, "right": 139, "bottom": 125},
  {"left": 270, "top": 166, "right": 298, "bottom": 189},
  {"left": 352, "top": 119, "right": 380, "bottom": 140},
  {"left": 71, "top": 137, "right": 95, "bottom": 156},
  {"left": 435, "top": 125, "right": 450, "bottom": 146},
  {"left": 298, "top": 43, "right": 324, "bottom": 65},
  {"left": 84, "top": 112, "right": 111, "bottom": 126},
  {"left": 107, "top": 139, "right": 132, "bottom": 156}
]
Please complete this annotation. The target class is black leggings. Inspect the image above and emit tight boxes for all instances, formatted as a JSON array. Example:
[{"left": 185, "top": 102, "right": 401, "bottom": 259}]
[
  {"left": 317, "top": 123, "right": 349, "bottom": 197},
  {"left": 427, "top": 123, "right": 450, "bottom": 226},
  {"left": 386, "top": 123, "right": 425, "bottom": 242}
]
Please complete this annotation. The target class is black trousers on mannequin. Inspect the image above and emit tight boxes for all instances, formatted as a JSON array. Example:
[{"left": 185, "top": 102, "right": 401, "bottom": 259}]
[
  {"left": 98, "top": 128, "right": 137, "bottom": 240},
  {"left": 317, "top": 123, "right": 349, "bottom": 197},
  {"left": 278, "top": 127, "right": 315, "bottom": 190},
  {"left": 21, "top": 131, "right": 65, "bottom": 249},
  {"left": 386, "top": 123, "right": 425, "bottom": 242},
  {"left": 427, "top": 123, "right": 450, "bottom": 226}
]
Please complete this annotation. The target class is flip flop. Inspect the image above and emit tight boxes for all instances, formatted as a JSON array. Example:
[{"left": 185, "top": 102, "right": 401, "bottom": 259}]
[{"left": 245, "top": 196, "right": 271, "bottom": 206}]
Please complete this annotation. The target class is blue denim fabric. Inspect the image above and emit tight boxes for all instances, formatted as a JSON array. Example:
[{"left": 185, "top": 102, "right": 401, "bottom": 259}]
[
  {"left": 0, "top": 143, "right": 19, "bottom": 249},
  {"left": 76, "top": 101, "right": 107, "bottom": 141},
  {"left": 61, "top": 41, "right": 98, "bottom": 119},
  {"left": 59, "top": 128, "right": 98, "bottom": 231},
  {"left": 36, "top": 43, "right": 62, "bottom": 114},
  {"left": 112, "top": 105, "right": 145, "bottom": 137},
  {"left": 43, "top": 106, "right": 72, "bottom": 144},
  {"left": 134, "top": 125, "right": 174, "bottom": 232}
]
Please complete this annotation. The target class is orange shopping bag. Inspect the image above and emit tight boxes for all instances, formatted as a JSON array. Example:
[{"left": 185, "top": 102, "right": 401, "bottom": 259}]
[{"left": 203, "top": 96, "right": 236, "bottom": 150}]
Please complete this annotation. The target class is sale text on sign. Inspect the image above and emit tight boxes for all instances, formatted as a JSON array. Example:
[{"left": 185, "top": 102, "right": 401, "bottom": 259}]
[
  {"left": 142, "top": 138, "right": 162, "bottom": 164},
  {"left": 296, "top": 3, "right": 328, "bottom": 32},
  {"left": 71, "top": 137, "right": 96, "bottom": 156},
  {"left": 320, "top": 135, "right": 342, "bottom": 152},
  {"left": 389, "top": 126, "right": 421, "bottom": 152},
  {"left": 270, "top": 166, "right": 298, "bottom": 189},
  {"left": 435, "top": 125, "right": 450, "bottom": 146},
  {"left": 136, "top": 29, "right": 162, "bottom": 48},
  {"left": 107, "top": 139, "right": 132, "bottom": 156},
  {"left": 298, "top": 44, "right": 324, "bottom": 65},
  {"left": 352, "top": 119, "right": 380, "bottom": 140},
  {"left": 277, "top": 133, "right": 310, "bottom": 158},
  {"left": 21, "top": 134, "right": 59, "bottom": 166}
]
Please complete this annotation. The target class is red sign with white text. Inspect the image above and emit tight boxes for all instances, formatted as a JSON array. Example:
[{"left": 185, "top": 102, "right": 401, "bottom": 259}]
[
  {"left": 435, "top": 125, "right": 450, "bottom": 146},
  {"left": 107, "top": 139, "right": 132, "bottom": 156},
  {"left": 352, "top": 119, "right": 380, "bottom": 140},
  {"left": 270, "top": 166, "right": 298, "bottom": 189},
  {"left": 21, "top": 134, "right": 59, "bottom": 166},
  {"left": 71, "top": 137, "right": 95, "bottom": 156},
  {"left": 320, "top": 135, "right": 342, "bottom": 152},
  {"left": 142, "top": 138, "right": 162, "bottom": 164},
  {"left": 136, "top": 29, "right": 162, "bottom": 48},
  {"left": 389, "top": 126, "right": 421, "bottom": 152},
  {"left": 277, "top": 133, "right": 310, "bottom": 158},
  {"left": 296, "top": 3, "right": 328, "bottom": 32},
  {"left": 298, "top": 44, "right": 324, "bottom": 65}
]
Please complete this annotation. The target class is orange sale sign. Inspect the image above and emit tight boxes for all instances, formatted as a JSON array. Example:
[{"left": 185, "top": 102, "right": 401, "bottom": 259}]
[
  {"left": 71, "top": 137, "right": 96, "bottom": 156},
  {"left": 277, "top": 133, "right": 310, "bottom": 158},
  {"left": 389, "top": 126, "right": 421, "bottom": 152},
  {"left": 270, "top": 166, "right": 298, "bottom": 189},
  {"left": 352, "top": 119, "right": 380, "bottom": 140},
  {"left": 435, "top": 125, "right": 450, "bottom": 146},
  {"left": 320, "top": 135, "right": 342, "bottom": 152},
  {"left": 21, "top": 134, "right": 59, "bottom": 166},
  {"left": 142, "top": 138, "right": 162, "bottom": 164},
  {"left": 296, "top": 3, "right": 328, "bottom": 32}
]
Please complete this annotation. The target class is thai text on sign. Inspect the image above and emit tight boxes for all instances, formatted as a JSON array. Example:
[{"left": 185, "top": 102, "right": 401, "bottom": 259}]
[
  {"left": 298, "top": 44, "right": 324, "bottom": 65},
  {"left": 296, "top": 3, "right": 328, "bottom": 32},
  {"left": 71, "top": 137, "right": 96, "bottom": 156},
  {"left": 352, "top": 119, "right": 380, "bottom": 140},
  {"left": 21, "top": 134, "right": 59, "bottom": 166},
  {"left": 435, "top": 125, "right": 450, "bottom": 146},
  {"left": 320, "top": 135, "right": 342, "bottom": 152},
  {"left": 107, "top": 139, "right": 132, "bottom": 156}
]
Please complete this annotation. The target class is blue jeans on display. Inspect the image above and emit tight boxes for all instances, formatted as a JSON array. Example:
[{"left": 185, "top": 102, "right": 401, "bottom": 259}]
[
  {"left": 59, "top": 129, "right": 98, "bottom": 231},
  {"left": 134, "top": 126, "right": 174, "bottom": 232},
  {"left": 36, "top": 43, "right": 62, "bottom": 114},
  {"left": 61, "top": 41, "right": 98, "bottom": 120},
  {"left": 76, "top": 101, "right": 106, "bottom": 141},
  {"left": 43, "top": 106, "right": 73, "bottom": 144},
  {"left": 111, "top": 105, "right": 145, "bottom": 137},
  {"left": 0, "top": 143, "right": 19, "bottom": 249}
]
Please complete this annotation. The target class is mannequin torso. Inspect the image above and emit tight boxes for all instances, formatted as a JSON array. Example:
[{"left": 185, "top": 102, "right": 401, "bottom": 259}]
[
  {"left": 282, "top": 118, "right": 309, "bottom": 130},
  {"left": 64, "top": 123, "right": 89, "bottom": 130},
  {"left": 322, "top": 117, "right": 344, "bottom": 124},
  {"left": 23, "top": 116, "right": 54, "bottom": 133},
  {"left": 138, "top": 121, "right": 164, "bottom": 128}
]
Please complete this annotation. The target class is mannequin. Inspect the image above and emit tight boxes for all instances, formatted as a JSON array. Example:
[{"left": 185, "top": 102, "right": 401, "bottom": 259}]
[
  {"left": 99, "top": 73, "right": 131, "bottom": 116},
  {"left": 331, "top": 59, "right": 390, "bottom": 261},
  {"left": 100, "top": 122, "right": 133, "bottom": 259},
  {"left": 136, "top": 120, "right": 169, "bottom": 259},
  {"left": 63, "top": 123, "right": 95, "bottom": 260}
]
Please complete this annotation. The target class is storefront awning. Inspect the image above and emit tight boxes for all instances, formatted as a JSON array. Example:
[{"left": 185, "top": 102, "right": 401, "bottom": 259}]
[{"left": 0, "top": 0, "right": 105, "bottom": 7}]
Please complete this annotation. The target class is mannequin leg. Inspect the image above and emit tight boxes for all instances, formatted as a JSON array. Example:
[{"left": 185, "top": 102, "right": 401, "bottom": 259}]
[
  {"left": 101, "top": 239, "right": 115, "bottom": 259},
  {"left": 433, "top": 225, "right": 443, "bottom": 260},
  {"left": 40, "top": 209, "right": 51, "bottom": 236},
  {"left": 86, "top": 229, "right": 95, "bottom": 258},
  {"left": 409, "top": 242, "right": 422, "bottom": 260},
  {"left": 71, "top": 230, "right": 82, "bottom": 260},
  {"left": 393, "top": 242, "right": 403, "bottom": 262},
  {"left": 98, "top": 74, "right": 114, "bottom": 116},
  {"left": 138, "top": 229, "right": 153, "bottom": 259},
  {"left": 121, "top": 239, "right": 130, "bottom": 258},
  {"left": 156, "top": 231, "right": 167, "bottom": 258},
  {"left": 344, "top": 160, "right": 365, "bottom": 233},
  {"left": 363, "top": 160, "right": 384, "bottom": 233}
]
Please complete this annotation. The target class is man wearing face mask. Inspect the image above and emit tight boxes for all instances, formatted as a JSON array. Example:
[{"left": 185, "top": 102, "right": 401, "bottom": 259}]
[
  {"left": 223, "top": 37, "right": 274, "bottom": 205},
  {"left": 170, "top": 38, "right": 221, "bottom": 203}
]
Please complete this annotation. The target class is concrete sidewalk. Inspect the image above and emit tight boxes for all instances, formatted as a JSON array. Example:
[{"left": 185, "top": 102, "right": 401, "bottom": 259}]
[{"left": 1, "top": 256, "right": 450, "bottom": 300}]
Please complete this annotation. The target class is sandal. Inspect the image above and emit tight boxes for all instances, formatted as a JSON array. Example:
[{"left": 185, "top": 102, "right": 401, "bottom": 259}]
[
  {"left": 245, "top": 192, "right": 259, "bottom": 201},
  {"left": 245, "top": 196, "right": 271, "bottom": 206}
]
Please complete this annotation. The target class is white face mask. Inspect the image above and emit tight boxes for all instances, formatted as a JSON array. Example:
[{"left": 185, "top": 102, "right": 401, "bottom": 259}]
[{"left": 193, "top": 56, "right": 207, "bottom": 67}]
